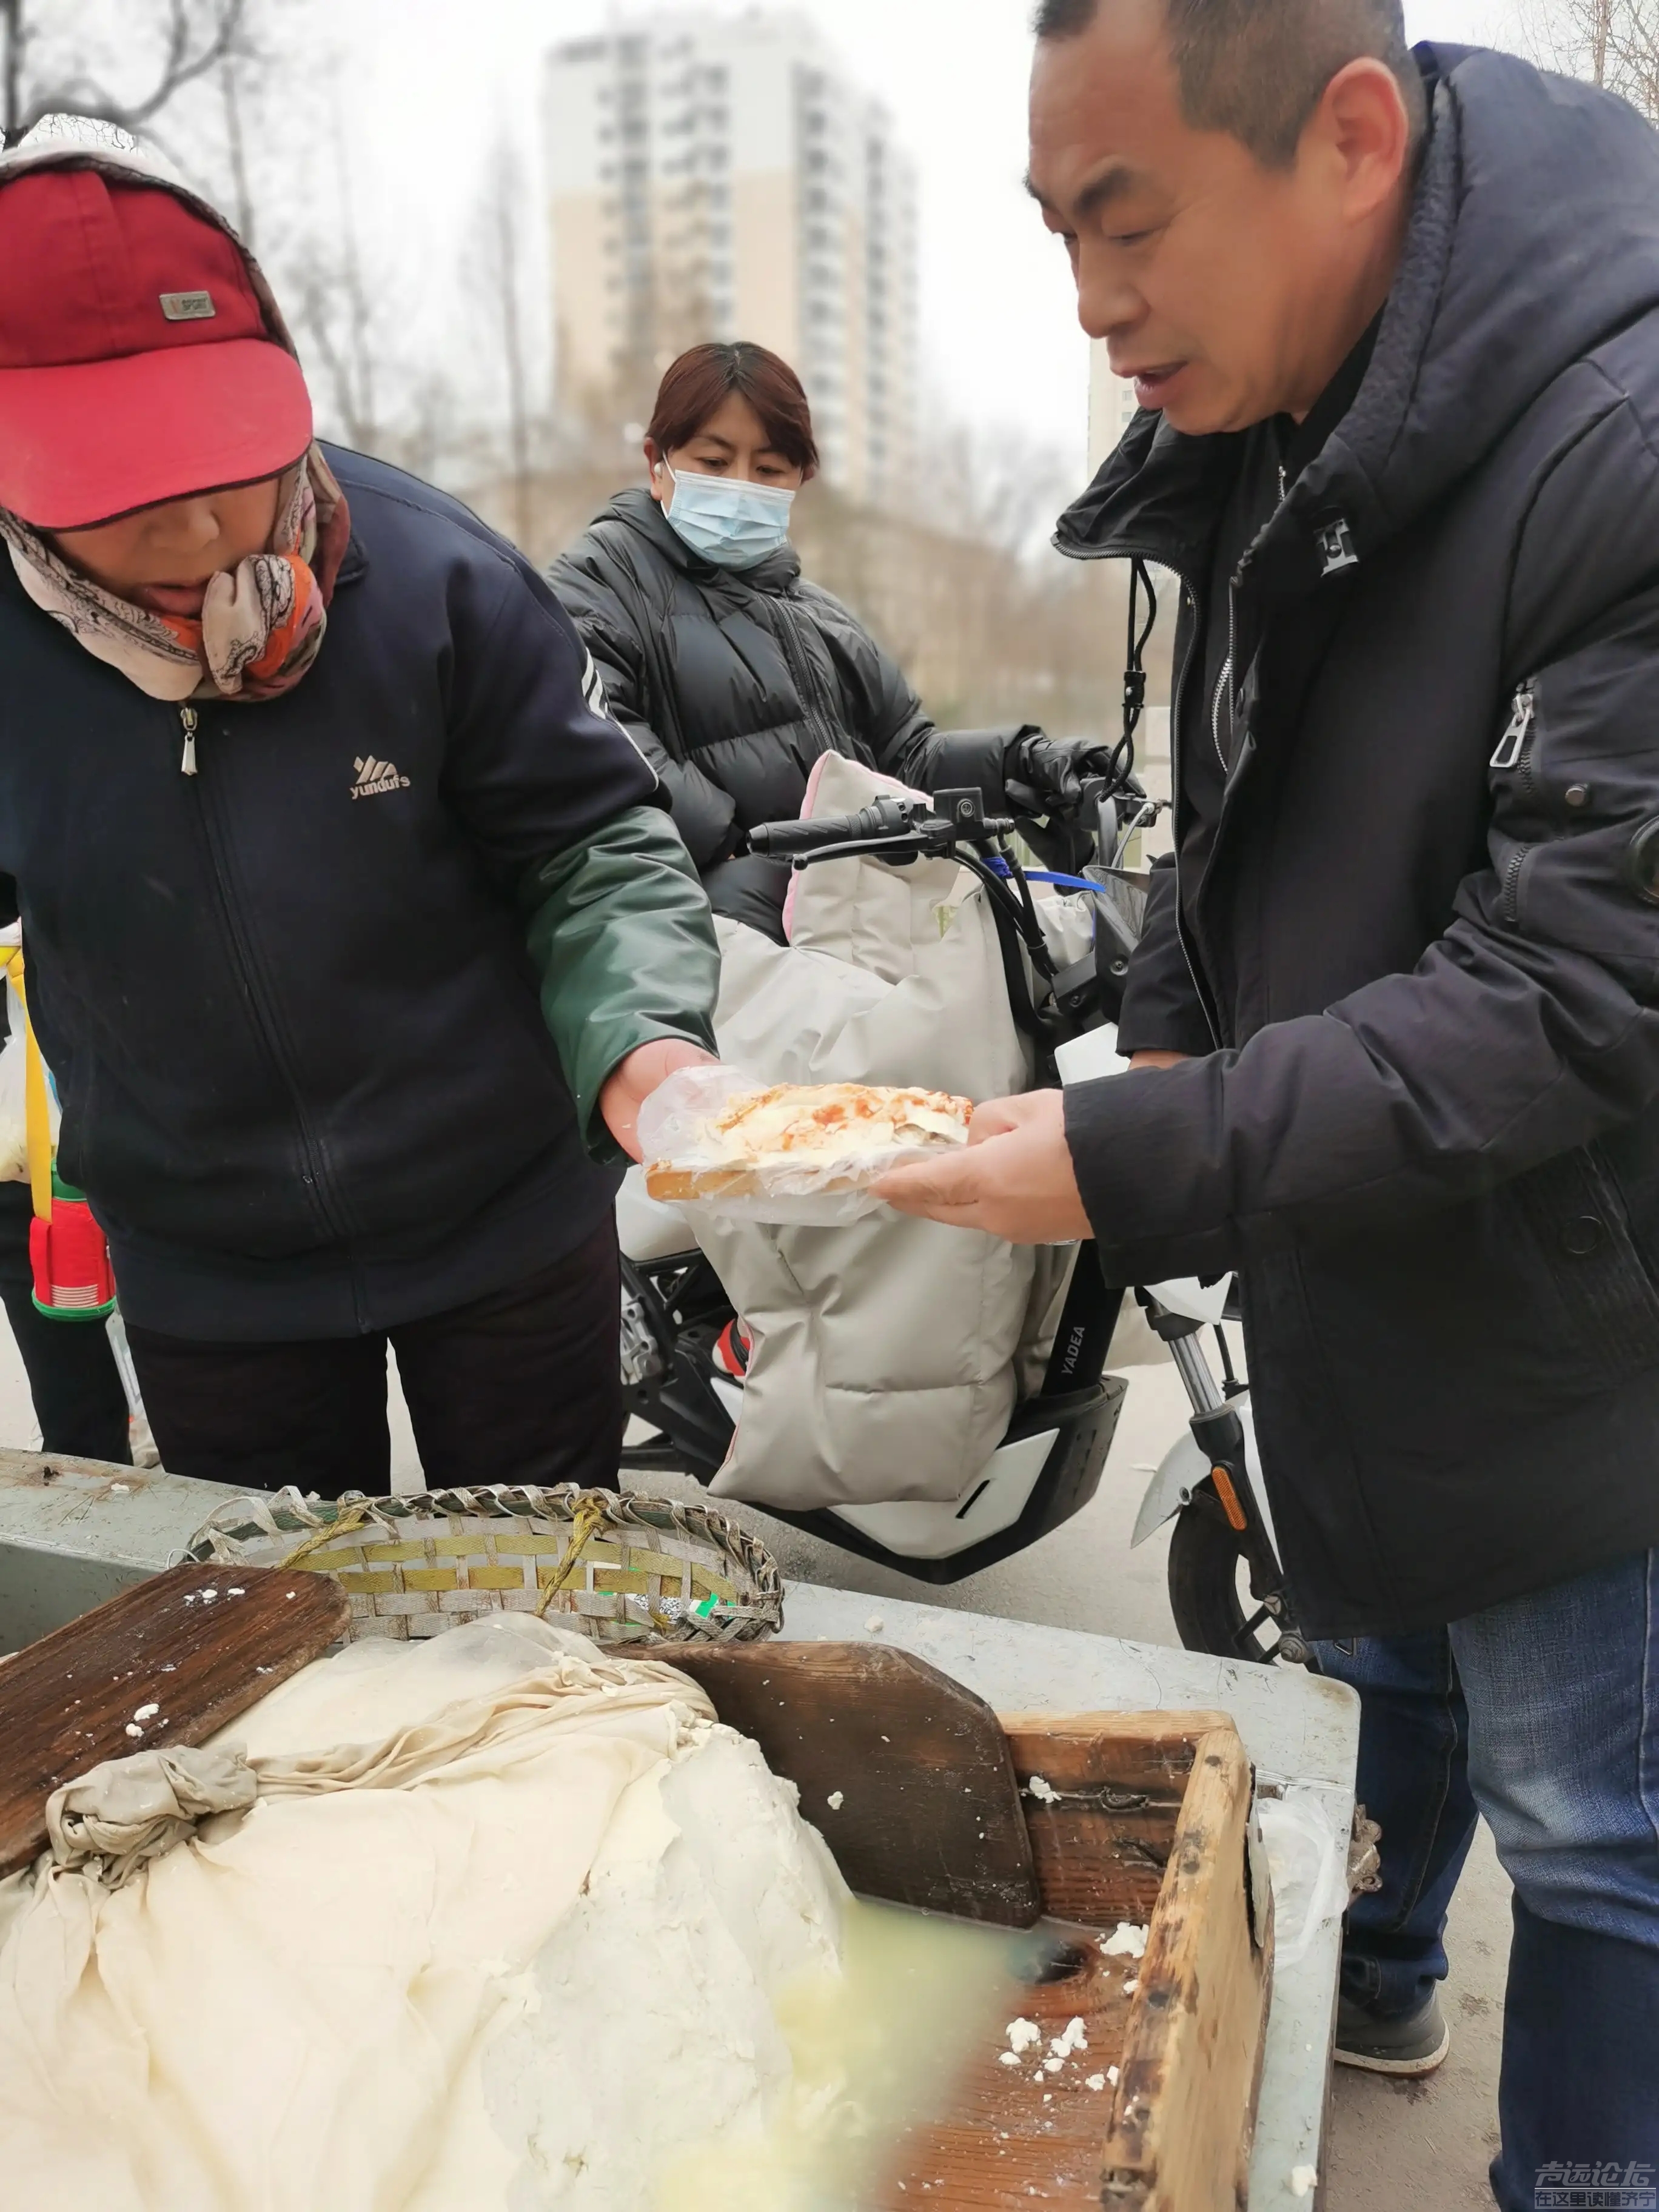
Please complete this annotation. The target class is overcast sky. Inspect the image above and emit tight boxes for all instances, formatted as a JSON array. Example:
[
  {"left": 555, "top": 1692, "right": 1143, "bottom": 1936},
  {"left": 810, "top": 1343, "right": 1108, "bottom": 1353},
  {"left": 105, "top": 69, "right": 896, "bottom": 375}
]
[{"left": 317, "top": 0, "right": 1513, "bottom": 469}]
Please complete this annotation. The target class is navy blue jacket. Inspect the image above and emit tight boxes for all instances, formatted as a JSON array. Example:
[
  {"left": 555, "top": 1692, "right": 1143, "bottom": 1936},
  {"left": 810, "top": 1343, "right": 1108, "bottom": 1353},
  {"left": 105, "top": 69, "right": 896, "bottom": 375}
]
[{"left": 0, "top": 446, "right": 717, "bottom": 1339}]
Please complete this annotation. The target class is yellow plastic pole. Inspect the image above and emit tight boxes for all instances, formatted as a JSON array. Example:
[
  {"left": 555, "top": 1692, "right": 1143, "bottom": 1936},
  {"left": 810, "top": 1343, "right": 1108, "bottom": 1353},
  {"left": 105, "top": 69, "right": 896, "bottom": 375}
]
[{"left": 3, "top": 951, "right": 52, "bottom": 1222}]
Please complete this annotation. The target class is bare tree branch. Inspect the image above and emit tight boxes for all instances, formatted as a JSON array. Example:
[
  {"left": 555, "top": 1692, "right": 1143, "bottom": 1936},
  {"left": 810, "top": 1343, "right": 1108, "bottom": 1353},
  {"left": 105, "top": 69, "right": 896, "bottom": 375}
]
[
  {"left": 4, "top": 0, "right": 254, "bottom": 149},
  {"left": 1, "top": 0, "right": 23, "bottom": 145},
  {"left": 1510, "top": 0, "right": 1659, "bottom": 118},
  {"left": 218, "top": 53, "right": 254, "bottom": 241},
  {"left": 473, "top": 139, "right": 538, "bottom": 552}
]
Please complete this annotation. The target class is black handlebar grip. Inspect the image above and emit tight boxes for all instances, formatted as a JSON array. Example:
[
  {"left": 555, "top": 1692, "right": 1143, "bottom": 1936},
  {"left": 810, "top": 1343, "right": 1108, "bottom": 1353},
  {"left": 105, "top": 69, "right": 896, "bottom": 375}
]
[{"left": 749, "top": 795, "right": 926, "bottom": 856}]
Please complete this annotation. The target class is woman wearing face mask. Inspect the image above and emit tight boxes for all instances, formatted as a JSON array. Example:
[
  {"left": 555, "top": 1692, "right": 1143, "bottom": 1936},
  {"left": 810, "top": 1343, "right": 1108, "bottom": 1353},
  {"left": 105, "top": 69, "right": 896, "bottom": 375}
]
[
  {"left": 551, "top": 343, "right": 1094, "bottom": 940},
  {"left": 0, "top": 138, "right": 720, "bottom": 1498}
]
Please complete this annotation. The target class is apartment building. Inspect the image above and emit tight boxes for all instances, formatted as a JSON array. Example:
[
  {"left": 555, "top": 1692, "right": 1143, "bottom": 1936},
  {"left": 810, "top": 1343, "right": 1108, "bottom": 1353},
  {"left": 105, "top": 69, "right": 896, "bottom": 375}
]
[{"left": 545, "top": 11, "right": 919, "bottom": 506}]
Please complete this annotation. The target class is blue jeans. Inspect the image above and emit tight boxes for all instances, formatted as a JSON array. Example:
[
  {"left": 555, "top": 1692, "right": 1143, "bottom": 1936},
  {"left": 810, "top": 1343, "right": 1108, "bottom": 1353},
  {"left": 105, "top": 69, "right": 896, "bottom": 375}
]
[{"left": 1315, "top": 1549, "right": 1659, "bottom": 2211}]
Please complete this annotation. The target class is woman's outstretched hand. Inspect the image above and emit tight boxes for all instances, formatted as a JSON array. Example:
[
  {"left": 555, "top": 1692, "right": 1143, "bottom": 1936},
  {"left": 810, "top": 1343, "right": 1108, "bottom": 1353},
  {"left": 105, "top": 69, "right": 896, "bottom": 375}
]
[
  {"left": 601, "top": 1039, "right": 720, "bottom": 1162},
  {"left": 871, "top": 1092, "right": 1091, "bottom": 1244}
]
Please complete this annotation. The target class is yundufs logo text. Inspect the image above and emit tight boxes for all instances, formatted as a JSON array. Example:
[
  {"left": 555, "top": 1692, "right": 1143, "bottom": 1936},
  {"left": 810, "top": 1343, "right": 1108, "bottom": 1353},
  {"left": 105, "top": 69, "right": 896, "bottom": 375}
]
[
  {"left": 1537, "top": 2163, "right": 1657, "bottom": 2210},
  {"left": 350, "top": 756, "right": 411, "bottom": 800}
]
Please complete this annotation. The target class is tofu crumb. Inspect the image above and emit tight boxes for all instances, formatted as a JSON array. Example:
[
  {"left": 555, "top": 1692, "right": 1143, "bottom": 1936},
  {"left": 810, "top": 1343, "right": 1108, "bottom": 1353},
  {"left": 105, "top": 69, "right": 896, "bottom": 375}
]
[
  {"left": 1085, "top": 2073, "right": 1107, "bottom": 2093},
  {"left": 110, "top": 1483, "right": 129, "bottom": 1495},
  {"left": 1042, "top": 2056, "right": 1064, "bottom": 2075},
  {"left": 1108, "top": 2066, "right": 1119, "bottom": 2086},
  {"left": 1291, "top": 2168, "right": 1319, "bottom": 2200},
  {"left": 132, "top": 1703, "right": 159, "bottom": 1723},
  {"left": 865, "top": 1615, "right": 884, "bottom": 1634},
  {"left": 1050, "top": 2017, "right": 1088, "bottom": 2058},
  {"left": 998, "top": 2051, "right": 1021, "bottom": 2068},
  {"left": 1005, "top": 2018, "right": 1042, "bottom": 2055},
  {"left": 1124, "top": 1978, "right": 1140, "bottom": 1994},
  {"left": 1102, "top": 1922, "right": 1149, "bottom": 1959},
  {"left": 826, "top": 1791, "right": 844, "bottom": 1811},
  {"left": 1042, "top": 2093, "right": 1052, "bottom": 2105},
  {"left": 1027, "top": 1775, "right": 1061, "bottom": 1805},
  {"left": 123, "top": 1723, "right": 142, "bottom": 1738}
]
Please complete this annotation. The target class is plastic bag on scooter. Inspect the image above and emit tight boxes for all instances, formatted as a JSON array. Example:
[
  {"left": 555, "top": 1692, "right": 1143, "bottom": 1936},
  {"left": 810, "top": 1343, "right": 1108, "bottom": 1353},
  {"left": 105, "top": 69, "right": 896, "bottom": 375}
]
[
  {"left": 637, "top": 1062, "right": 971, "bottom": 1228},
  {"left": 661, "top": 752, "right": 1072, "bottom": 1511}
]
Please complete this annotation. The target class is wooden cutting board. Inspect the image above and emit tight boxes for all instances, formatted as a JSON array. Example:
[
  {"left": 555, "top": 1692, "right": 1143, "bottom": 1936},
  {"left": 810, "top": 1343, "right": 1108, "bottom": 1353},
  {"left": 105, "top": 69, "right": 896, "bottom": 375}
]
[
  {"left": 663, "top": 1640, "right": 1042, "bottom": 1925},
  {"left": 0, "top": 1562, "right": 349, "bottom": 1877}
]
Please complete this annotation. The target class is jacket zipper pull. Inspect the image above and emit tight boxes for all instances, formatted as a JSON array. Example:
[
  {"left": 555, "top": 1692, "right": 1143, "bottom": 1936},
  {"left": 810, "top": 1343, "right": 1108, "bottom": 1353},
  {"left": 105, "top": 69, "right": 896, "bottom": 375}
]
[
  {"left": 179, "top": 704, "right": 199, "bottom": 777},
  {"left": 1490, "top": 685, "right": 1535, "bottom": 771}
]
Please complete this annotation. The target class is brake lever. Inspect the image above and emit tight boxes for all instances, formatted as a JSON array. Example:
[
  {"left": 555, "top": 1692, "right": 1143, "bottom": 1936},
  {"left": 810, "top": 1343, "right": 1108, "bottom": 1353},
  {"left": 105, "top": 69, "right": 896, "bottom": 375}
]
[
  {"left": 789, "top": 830, "right": 944, "bottom": 871},
  {"left": 787, "top": 813, "right": 1018, "bottom": 871}
]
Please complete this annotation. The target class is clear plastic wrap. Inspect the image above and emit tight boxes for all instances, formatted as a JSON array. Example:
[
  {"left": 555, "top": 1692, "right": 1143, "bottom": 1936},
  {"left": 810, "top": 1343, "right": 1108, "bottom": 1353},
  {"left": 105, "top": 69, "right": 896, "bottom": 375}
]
[
  {"left": 638, "top": 1064, "right": 971, "bottom": 1228},
  {"left": 1255, "top": 1787, "right": 1353, "bottom": 1970}
]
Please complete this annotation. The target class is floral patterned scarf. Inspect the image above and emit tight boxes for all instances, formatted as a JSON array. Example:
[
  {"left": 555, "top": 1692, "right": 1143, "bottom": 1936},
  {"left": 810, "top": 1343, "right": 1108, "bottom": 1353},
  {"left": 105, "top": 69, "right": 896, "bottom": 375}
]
[{"left": 0, "top": 445, "right": 351, "bottom": 705}]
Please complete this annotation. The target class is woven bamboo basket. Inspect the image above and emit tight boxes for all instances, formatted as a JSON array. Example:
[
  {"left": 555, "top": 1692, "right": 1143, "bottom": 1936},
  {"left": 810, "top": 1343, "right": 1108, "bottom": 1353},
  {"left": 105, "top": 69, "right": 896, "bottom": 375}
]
[{"left": 183, "top": 1484, "right": 783, "bottom": 1646}]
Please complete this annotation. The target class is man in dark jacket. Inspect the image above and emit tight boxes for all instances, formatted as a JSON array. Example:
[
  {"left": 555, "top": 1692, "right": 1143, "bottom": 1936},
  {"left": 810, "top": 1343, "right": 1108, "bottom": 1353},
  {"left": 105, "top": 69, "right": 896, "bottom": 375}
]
[
  {"left": 878, "top": 2, "right": 1659, "bottom": 2192},
  {"left": 0, "top": 141, "right": 721, "bottom": 1500}
]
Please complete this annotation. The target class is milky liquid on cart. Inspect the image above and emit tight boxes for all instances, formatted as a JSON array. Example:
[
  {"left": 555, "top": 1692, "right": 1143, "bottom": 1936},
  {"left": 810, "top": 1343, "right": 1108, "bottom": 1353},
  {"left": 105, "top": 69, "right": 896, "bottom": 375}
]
[{"left": 654, "top": 1897, "right": 1053, "bottom": 2211}]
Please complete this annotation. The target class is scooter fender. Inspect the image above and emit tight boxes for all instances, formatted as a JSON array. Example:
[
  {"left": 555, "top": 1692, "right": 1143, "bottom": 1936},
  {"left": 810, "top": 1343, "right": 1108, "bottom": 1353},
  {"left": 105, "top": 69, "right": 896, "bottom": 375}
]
[
  {"left": 1131, "top": 1391, "right": 1278, "bottom": 1554},
  {"left": 1131, "top": 1427, "right": 1209, "bottom": 1549}
]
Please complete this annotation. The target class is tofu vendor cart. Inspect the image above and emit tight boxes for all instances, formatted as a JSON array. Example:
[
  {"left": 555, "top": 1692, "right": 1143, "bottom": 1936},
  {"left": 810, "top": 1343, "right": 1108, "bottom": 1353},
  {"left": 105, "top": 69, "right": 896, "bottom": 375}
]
[{"left": 0, "top": 1447, "right": 1360, "bottom": 2209}]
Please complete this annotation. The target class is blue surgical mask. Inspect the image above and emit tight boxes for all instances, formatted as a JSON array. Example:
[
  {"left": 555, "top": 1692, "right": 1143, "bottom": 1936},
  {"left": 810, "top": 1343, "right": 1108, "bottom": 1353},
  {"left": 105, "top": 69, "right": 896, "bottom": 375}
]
[{"left": 658, "top": 462, "right": 796, "bottom": 569}]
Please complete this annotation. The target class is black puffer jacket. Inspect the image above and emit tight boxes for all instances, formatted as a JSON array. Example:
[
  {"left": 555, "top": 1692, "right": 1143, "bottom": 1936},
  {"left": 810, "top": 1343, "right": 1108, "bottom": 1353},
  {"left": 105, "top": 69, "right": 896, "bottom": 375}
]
[
  {"left": 550, "top": 491, "right": 1017, "bottom": 931},
  {"left": 1060, "top": 45, "right": 1659, "bottom": 1637}
]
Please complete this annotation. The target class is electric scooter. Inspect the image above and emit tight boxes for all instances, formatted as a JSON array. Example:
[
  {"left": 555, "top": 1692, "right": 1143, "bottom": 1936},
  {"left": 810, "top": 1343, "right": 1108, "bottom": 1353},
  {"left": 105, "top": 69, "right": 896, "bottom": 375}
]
[{"left": 619, "top": 780, "right": 1129, "bottom": 1581}]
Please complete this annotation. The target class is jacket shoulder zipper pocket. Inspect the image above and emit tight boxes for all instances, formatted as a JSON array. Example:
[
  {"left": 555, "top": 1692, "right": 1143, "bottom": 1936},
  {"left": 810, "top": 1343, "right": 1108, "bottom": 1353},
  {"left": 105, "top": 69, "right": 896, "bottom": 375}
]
[{"left": 179, "top": 703, "right": 199, "bottom": 776}]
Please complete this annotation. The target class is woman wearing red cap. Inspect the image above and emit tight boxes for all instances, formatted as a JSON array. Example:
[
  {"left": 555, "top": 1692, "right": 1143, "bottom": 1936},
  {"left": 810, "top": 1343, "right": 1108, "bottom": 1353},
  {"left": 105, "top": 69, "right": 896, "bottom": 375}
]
[{"left": 0, "top": 139, "right": 720, "bottom": 1496}]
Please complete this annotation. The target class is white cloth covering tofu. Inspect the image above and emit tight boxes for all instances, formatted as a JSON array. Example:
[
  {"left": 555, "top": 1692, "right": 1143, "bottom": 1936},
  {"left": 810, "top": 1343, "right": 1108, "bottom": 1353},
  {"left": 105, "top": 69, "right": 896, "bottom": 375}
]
[{"left": 0, "top": 1617, "right": 847, "bottom": 2212}]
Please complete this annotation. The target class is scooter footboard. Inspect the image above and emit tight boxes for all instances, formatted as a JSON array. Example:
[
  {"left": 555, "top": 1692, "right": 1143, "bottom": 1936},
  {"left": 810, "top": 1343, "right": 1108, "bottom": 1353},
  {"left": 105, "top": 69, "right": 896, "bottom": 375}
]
[{"left": 768, "top": 1375, "right": 1127, "bottom": 1586}]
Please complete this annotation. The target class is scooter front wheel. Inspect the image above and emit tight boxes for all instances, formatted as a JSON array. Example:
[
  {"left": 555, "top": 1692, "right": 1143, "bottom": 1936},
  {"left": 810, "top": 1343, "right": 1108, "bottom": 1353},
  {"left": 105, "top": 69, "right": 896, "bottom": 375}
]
[{"left": 1167, "top": 1487, "right": 1307, "bottom": 1666}]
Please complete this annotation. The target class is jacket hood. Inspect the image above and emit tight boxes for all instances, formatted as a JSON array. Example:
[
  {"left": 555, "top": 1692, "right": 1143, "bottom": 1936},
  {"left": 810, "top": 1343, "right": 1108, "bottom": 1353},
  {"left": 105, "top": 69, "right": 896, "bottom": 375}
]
[
  {"left": 1057, "top": 44, "right": 1659, "bottom": 590},
  {"left": 599, "top": 484, "right": 802, "bottom": 592}
]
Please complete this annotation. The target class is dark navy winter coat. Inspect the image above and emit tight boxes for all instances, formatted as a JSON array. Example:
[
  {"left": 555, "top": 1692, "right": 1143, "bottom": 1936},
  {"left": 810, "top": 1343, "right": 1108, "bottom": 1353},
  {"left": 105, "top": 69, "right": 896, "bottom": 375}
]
[
  {"left": 0, "top": 447, "right": 718, "bottom": 1339},
  {"left": 1061, "top": 47, "right": 1659, "bottom": 1634}
]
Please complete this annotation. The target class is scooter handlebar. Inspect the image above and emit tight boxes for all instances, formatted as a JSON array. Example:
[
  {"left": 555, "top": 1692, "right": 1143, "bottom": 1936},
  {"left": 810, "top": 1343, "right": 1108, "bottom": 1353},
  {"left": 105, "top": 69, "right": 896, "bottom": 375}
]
[{"left": 748, "top": 795, "right": 932, "bottom": 856}]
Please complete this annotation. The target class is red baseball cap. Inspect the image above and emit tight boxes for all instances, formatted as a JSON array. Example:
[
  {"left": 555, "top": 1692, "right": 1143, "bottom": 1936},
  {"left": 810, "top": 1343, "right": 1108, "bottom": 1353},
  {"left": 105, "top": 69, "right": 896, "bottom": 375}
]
[{"left": 0, "top": 153, "right": 312, "bottom": 531}]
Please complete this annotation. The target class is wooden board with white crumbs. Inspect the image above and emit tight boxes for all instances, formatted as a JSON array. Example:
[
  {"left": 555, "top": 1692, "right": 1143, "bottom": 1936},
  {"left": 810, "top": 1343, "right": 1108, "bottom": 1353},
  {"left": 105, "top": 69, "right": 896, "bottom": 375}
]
[{"left": 668, "top": 1643, "right": 1273, "bottom": 2211}]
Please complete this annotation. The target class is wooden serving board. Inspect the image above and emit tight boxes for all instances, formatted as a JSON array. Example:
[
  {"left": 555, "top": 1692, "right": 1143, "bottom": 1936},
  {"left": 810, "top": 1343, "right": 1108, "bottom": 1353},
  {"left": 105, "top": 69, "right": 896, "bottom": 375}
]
[{"left": 0, "top": 1562, "right": 349, "bottom": 1877}]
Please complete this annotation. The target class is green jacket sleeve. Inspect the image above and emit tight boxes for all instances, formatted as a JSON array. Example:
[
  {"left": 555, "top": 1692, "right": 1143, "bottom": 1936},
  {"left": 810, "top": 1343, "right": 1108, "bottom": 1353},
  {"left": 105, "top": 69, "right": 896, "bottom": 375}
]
[{"left": 518, "top": 805, "right": 721, "bottom": 1165}]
